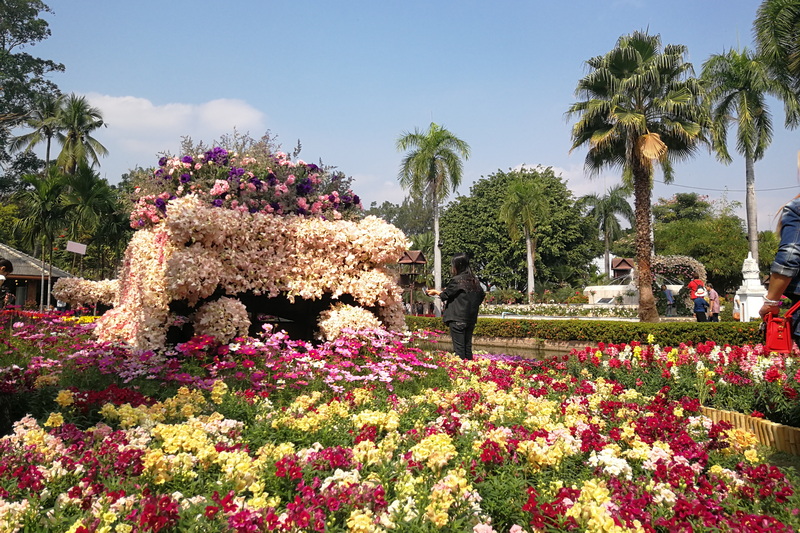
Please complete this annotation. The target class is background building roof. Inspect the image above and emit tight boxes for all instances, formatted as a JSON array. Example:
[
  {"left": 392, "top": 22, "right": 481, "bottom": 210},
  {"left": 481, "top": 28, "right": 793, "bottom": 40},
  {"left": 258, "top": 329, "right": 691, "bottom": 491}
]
[{"left": 0, "top": 242, "right": 72, "bottom": 278}]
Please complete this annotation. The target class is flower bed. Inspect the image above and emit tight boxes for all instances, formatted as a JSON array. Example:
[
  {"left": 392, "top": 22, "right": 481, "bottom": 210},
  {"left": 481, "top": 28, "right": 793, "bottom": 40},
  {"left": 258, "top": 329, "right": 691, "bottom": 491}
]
[
  {"left": 564, "top": 340, "right": 800, "bottom": 429},
  {"left": 0, "top": 317, "right": 799, "bottom": 531}
]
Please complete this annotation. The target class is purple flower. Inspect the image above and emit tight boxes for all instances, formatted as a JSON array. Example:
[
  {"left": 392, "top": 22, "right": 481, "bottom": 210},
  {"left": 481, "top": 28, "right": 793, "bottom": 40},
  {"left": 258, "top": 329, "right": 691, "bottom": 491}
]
[
  {"left": 181, "top": 155, "right": 194, "bottom": 164},
  {"left": 266, "top": 172, "right": 277, "bottom": 186},
  {"left": 353, "top": 195, "right": 361, "bottom": 206},
  {"left": 295, "top": 177, "right": 314, "bottom": 196},
  {"left": 212, "top": 199, "right": 224, "bottom": 207},
  {"left": 154, "top": 198, "right": 167, "bottom": 212},
  {"left": 228, "top": 167, "right": 245, "bottom": 178},
  {"left": 306, "top": 163, "right": 319, "bottom": 172},
  {"left": 203, "top": 147, "right": 229, "bottom": 166},
  {"left": 179, "top": 173, "right": 191, "bottom": 183},
  {"left": 158, "top": 156, "right": 168, "bottom": 167}
]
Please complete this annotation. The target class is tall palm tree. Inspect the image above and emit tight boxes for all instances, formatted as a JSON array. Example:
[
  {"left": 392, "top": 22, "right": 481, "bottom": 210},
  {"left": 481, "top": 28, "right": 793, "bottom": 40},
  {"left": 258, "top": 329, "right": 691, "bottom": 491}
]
[
  {"left": 578, "top": 184, "right": 634, "bottom": 279},
  {"left": 62, "top": 163, "right": 118, "bottom": 273},
  {"left": 567, "top": 31, "right": 710, "bottom": 322},
  {"left": 13, "top": 168, "right": 71, "bottom": 310},
  {"left": 397, "top": 123, "right": 470, "bottom": 313},
  {"left": 62, "top": 163, "right": 116, "bottom": 239},
  {"left": 55, "top": 94, "right": 108, "bottom": 174},
  {"left": 498, "top": 174, "right": 551, "bottom": 303},
  {"left": 754, "top": 0, "right": 800, "bottom": 92},
  {"left": 10, "top": 92, "right": 64, "bottom": 169},
  {"left": 702, "top": 47, "right": 800, "bottom": 264}
]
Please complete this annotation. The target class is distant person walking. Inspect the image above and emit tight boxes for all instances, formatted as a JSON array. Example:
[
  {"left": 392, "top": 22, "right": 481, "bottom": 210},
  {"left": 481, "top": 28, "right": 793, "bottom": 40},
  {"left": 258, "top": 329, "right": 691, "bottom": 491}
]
[
  {"left": 693, "top": 286, "right": 709, "bottom": 322},
  {"left": 662, "top": 284, "right": 676, "bottom": 317},
  {"left": 426, "top": 253, "right": 485, "bottom": 360},
  {"left": 707, "top": 283, "right": 720, "bottom": 322}
]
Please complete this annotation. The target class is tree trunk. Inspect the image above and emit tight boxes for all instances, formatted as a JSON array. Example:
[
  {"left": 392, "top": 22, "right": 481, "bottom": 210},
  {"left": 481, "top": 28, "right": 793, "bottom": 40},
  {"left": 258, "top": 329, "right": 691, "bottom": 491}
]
[
  {"left": 39, "top": 247, "right": 46, "bottom": 312},
  {"left": 47, "top": 247, "right": 54, "bottom": 310},
  {"left": 745, "top": 155, "right": 759, "bottom": 264},
  {"left": 604, "top": 229, "right": 611, "bottom": 279},
  {"left": 433, "top": 204, "right": 443, "bottom": 317},
  {"left": 524, "top": 229, "right": 535, "bottom": 304},
  {"left": 633, "top": 163, "right": 659, "bottom": 323}
]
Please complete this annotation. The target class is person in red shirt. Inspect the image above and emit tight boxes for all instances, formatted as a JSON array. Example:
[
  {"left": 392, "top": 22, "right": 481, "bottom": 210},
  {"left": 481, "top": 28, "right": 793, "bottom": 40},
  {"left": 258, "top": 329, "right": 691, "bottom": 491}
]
[{"left": 687, "top": 276, "right": 704, "bottom": 299}]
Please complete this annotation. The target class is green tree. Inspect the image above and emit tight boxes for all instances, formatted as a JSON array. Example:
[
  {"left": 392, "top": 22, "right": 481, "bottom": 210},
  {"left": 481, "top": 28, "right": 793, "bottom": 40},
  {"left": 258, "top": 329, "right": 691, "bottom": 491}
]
[
  {"left": 755, "top": 0, "right": 800, "bottom": 92},
  {"left": 654, "top": 199, "right": 748, "bottom": 292},
  {"left": 61, "top": 163, "right": 118, "bottom": 274},
  {"left": 440, "top": 167, "right": 599, "bottom": 292},
  {"left": 55, "top": 93, "right": 108, "bottom": 173},
  {"left": 568, "top": 31, "right": 710, "bottom": 322},
  {"left": 652, "top": 192, "right": 712, "bottom": 223},
  {"left": 498, "top": 175, "right": 551, "bottom": 303},
  {"left": 577, "top": 184, "right": 634, "bottom": 279},
  {"left": 10, "top": 91, "right": 63, "bottom": 168},
  {"left": 0, "top": 0, "right": 64, "bottom": 126},
  {"left": 13, "top": 167, "right": 70, "bottom": 309},
  {"left": 702, "top": 47, "right": 800, "bottom": 264},
  {"left": 396, "top": 123, "right": 470, "bottom": 308},
  {"left": 365, "top": 195, "right": 434, "bottom": 238},
  {"left": 758, "top": 229, "right": 779, "bottom": 274}
]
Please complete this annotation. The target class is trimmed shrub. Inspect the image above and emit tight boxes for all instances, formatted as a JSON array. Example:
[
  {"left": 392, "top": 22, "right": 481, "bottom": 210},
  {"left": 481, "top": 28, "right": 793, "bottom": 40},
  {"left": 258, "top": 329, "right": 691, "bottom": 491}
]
[{"left": 405, "top": 315, "right": 762, "bottom": 346}]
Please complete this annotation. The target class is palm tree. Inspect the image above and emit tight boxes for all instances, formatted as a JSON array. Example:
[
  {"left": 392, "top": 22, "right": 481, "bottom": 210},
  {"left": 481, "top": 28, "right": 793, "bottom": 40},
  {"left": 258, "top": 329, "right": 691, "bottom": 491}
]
[
  {"left": 567, "top": 31, "right": 710, "bottom": 322},
  {"left": 55, "top": 94, "right": 108, "bottom": 174},
  {"left": 10, "top": 92, "right": 64, "bottom": 169},
  {"left": 578, "top": 184, "right": 634, "bottom": 279},
  {"left": 498, "top": 174, "right": 551, "bottom": 303},
  {"left": 62, "top": 163, "right": 118, "bottom": 272},
  {"left": 13, "top": 168, "right": 71, "bottom": 310},
  {"left": 701, "top": 47, "right": 800, "bottom": 264},
  {"left": 754, "top": 0, "right": 800, "bottom": 92},
  {"left": 397, "top": 123, "right": 470, "bottom": 314}
]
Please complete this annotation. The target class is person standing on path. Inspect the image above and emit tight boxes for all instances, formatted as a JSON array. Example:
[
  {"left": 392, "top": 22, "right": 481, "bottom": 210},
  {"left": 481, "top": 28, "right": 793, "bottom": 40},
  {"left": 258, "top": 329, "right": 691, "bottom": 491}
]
[
  {"left": 693, "top": 286, "right": 709, "bottom": 322},
  {"left": 426, "top": 253, "right": 485, "bottom": 360},
  {"left": 707, "top": 283, "right": 720, "bottom": 322},
  {"left": 662, "top": 284, "right": 676, "bottom": 317}
]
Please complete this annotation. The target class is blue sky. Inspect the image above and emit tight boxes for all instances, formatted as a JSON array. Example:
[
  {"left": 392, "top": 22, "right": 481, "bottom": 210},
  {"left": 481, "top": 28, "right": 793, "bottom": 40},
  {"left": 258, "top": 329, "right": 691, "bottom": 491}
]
[{"left": 30, "top": 0, "right": 800, "bottom": 230}]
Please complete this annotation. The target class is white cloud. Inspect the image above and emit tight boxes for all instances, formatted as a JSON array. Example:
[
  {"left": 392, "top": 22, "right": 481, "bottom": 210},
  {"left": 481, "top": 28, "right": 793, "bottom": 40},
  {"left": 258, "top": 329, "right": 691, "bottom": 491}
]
[{"left": 82, "top": 93, "right": 267, "bottom": 180}]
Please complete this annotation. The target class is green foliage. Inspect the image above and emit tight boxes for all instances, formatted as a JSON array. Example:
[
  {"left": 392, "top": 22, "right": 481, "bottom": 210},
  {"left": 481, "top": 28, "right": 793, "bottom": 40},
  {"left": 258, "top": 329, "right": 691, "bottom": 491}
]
[
  {"left": 484, "top": 289, "right": 524, "bottom": 305},
  {"left": 653, "top": 193, "right": 712, "bottom": 223},
  {"left": 439, "top": 167, "right": 600, "bottom": 290},
  {"left": 759, "top": 230, "right": 779, "bottom": 274},
  {"left": 405, "top": 315, "right": 762, "bottom": 346},
  {"left": 654, "top": 202, "right": 747, "bottom": 293},
  {"left": 0, "top": 0, "right": 64, "bottom": 121},
  {"left": 365, "top": 195, "right": 434, "bottom": 238}
]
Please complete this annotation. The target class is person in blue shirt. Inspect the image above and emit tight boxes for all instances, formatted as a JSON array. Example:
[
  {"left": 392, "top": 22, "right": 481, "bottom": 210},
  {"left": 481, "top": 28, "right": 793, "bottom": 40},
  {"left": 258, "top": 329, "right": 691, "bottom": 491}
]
[
  {"left": 761, "top": 195, "right": 800, "bottom": 340},
  {"left": 693, "top": 287, "right": 709, "bottom": 322},
  {"left": 661, "top": 284, "right": 676, "bottom": 317}
]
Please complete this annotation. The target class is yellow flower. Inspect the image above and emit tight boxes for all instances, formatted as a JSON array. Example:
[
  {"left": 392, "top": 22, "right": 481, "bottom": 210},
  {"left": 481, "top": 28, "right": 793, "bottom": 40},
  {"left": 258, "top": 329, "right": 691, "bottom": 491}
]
[
  {"left": 210, "top": 379, "right": 228, "bottom": 404},
  {"left": 744, "top": 449, "right": 760, "bottom": 463},
  {"left": 44, "top": 412, "right": 64, "bottom": 428},
  {"left": 55, "top": 389, "right": 75, "bottom": 407},
  {"left": 409, "top": 433, "right": 457, "bottom": 470}
]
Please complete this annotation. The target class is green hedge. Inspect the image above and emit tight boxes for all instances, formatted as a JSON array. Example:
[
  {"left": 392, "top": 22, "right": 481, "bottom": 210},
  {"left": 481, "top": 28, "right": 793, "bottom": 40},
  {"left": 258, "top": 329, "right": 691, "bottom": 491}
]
[{"left": 405, "top": 316, "right": 763, "bottom": 346}]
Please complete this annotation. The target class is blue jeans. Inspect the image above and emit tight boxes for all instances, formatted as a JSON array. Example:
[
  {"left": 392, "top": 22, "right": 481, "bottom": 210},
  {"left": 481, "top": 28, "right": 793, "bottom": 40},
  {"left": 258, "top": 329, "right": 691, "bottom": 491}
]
[{"left": 449, "top": 322, "right": 476, "bottom": 360}]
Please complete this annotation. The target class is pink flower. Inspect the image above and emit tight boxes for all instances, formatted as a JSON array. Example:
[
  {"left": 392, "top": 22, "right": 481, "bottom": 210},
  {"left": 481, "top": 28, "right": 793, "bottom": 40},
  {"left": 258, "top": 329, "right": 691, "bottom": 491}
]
[{"left": 209, "top": 180, "right": 230, "bottom": 196}]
